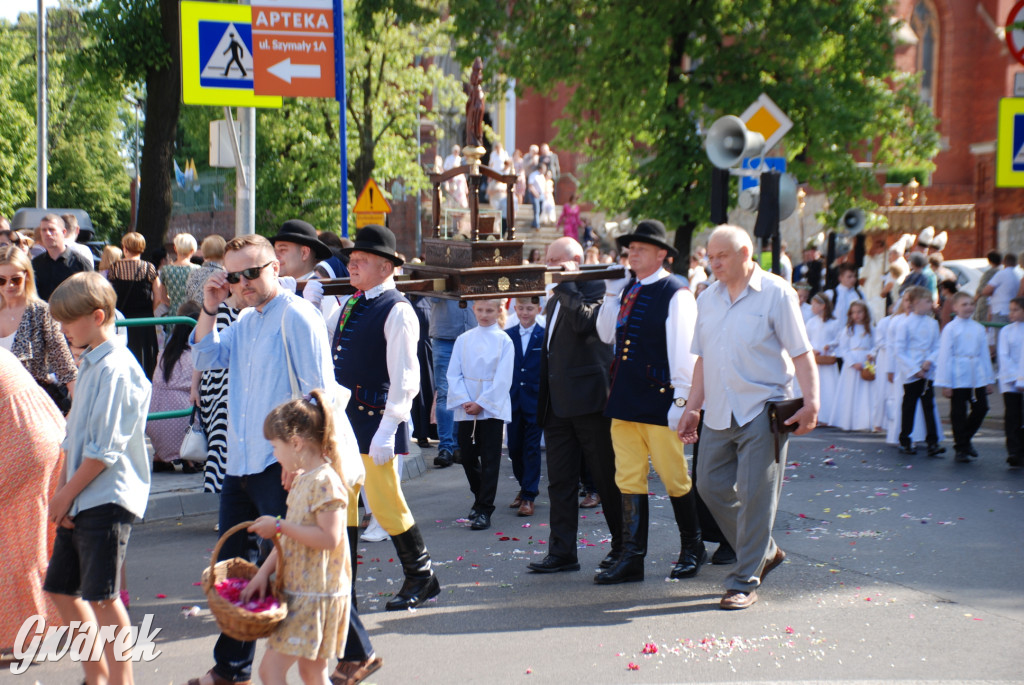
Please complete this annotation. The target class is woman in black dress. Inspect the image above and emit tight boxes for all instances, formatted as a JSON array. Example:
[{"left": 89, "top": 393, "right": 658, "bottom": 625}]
[{"left": 107, "top": 232, "right": 161, "bottom": 379}]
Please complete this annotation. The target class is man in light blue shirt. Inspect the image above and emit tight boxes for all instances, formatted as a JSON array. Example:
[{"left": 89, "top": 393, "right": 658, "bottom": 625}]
[{"left": 189, "top": 233, "right": 338, "bottom": 685}]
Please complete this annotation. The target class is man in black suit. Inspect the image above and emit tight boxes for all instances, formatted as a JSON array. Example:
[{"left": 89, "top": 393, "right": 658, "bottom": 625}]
[{"left": 528, "top": 237, "right": 623, "bottom": 573}]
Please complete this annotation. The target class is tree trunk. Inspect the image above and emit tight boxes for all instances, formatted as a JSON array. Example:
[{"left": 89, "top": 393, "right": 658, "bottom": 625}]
[
  {"left": 137, "top": 0, "right": 181, "bottom": 256},
  {"left": 673, "top": 216, "right": 696, "bottom": 276}
]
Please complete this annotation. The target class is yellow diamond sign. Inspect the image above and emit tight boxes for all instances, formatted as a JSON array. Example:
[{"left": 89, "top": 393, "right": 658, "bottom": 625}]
[{"left": 740, "top": 94, "right": 793, "bottom": 152}]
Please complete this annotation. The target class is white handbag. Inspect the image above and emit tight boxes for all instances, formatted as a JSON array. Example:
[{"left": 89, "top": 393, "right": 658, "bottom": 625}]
[
  {"left": 281, "top": 313, "right": 366, "bottom": 491},
  {"left": 179, "top": 406, "right": 208, "bottom": 463}
]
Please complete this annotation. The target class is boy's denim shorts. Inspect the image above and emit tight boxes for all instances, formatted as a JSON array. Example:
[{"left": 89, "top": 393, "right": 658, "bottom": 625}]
[{"left": 43, "top": 503, "right": 135, "bottom": 602}]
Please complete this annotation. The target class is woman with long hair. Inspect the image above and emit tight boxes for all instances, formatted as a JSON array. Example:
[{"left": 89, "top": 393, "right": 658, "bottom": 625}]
[
  {"left": 0, "top": 246, "right": 77, "bottom": 412},
  {"left": 146, "top": 301, "right": 201, "bottom": 472},
  {"left": 830, "top": 300, "right": 877, "bottom": 431}
]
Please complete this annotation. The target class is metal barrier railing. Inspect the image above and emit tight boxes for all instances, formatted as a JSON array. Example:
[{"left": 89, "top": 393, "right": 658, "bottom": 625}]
[{"left": 115, "top": 316, "right": 197, "bottom": 421}]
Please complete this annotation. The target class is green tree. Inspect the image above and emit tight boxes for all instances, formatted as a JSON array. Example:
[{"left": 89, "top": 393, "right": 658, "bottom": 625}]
[
  {"left": 80, "top": 0, "right": 180, "bottom": 252},
  {"left": 0, "top": 8, "right": 131, "bottom": 236},
  {"left": 450, "top": 0, "right": 940, "bottom": 259}
]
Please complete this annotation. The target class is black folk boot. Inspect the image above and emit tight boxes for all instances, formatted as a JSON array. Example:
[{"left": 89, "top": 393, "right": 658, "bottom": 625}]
[
  {"left": 385, "top": 524, "right": 441, "bottom": 611},
  {"left": 669, "top": 490, "right": 707, "bottom": 579},
  {"left": 594, "top": 494, "right": 648, "bottom": 584}
]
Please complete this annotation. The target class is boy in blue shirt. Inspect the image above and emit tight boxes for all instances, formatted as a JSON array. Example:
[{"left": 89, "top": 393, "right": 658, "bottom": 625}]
[
  {"left": 44, "top": 272, "right": 152, "bottom": 685},
  {"left": 506, "top": 297, "right": 545, "bottom": 516}
]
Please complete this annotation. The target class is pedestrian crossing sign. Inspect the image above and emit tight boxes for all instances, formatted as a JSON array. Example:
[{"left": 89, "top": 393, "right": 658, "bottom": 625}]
[
  {"left": 997, "top": 98, "right": 1024, "bottom": 187},
  {"left": 180, "top": 1, "right": 281, "bottom": 108}
]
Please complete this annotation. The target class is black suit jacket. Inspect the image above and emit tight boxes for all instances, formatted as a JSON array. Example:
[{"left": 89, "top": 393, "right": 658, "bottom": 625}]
[{"left": 537, "top": 279, "right": 613, "bottom": 425}]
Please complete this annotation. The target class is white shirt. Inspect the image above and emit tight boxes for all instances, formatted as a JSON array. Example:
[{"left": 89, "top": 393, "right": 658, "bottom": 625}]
[
  {"left": 837, "top": 324, "right": 873, "bottom": 365},
  {"left": 1001, "top": 322, "right": 1024, "bottom": 392},
  {"left": 446, "top": 323, "right": 514, "bottom": 422},
  {"left": 692, "top": 264, "right": 812, "bottom": 430},
  {"left": 800, "top": 301, "right": 814, "bottom": 323},
  {"left": 518, "top": 323, "right": 534, "bottom": 351},
  {"left": 885, "top": 313, "right": 908, "bottom": 375},
  {"left": 325, "top": 278, "right": 420, "bottom": 425},
  {"left": 597, "top": 268, "right": 697, "bottom": 401},
  {"left": 67, "top": 239, "right": 94, "bottom": 265},
  {"left": 528, "top": 169, "right": 545, "bottom": 197},
  {"left": 443, "top": 153, "right": 461, "bottom": 171},
  {"left": 805, "top": 315, "right": 841, "bottom": 357},
  {"left": 987, "top": 267, "right": 1020, "bottom": 316},
  {"left": 934, "top": 316, "right": 994, "bottom": 389},
  {"left": 895, "top": 313, "right": 939, "bottom": 380}
]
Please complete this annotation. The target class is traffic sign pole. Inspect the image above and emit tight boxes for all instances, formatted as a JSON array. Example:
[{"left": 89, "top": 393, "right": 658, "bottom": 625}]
[{"left": 334, "top": 0, "right": 348, "bottom": 236}]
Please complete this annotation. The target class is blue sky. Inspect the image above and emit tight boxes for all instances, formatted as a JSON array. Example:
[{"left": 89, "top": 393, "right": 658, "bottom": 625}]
[{"left": 1, "top": 1, "right": 61, "bottom": 23}]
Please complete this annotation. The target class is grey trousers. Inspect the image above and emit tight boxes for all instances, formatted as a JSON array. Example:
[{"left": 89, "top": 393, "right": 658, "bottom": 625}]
[{"left": 696, "top": 406, "right": 786, "bottom": 593}]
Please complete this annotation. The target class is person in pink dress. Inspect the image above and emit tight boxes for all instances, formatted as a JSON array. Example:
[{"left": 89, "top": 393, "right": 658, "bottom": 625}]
[
  {"left": 146, "top": 301, "right": 201, "bottom": 472},
  {"left": 558, "top": 193, "right": 582, "bottom": 241},
  {"left": 0, "top": 347, "right": 66, "bottom": 660}
]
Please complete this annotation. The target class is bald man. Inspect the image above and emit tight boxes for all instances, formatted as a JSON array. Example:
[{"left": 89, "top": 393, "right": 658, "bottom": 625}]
[{"left": 527, "top": 237, "right": 623, "bottom": 575}]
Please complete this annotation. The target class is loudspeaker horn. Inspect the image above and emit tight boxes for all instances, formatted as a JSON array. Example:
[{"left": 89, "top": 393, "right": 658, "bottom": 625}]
[
  {"left": 705, "top": 115, "right": 765, "bottom": 169},
  {"left": 840, "top": 207, "right": 865, "bottom": 235},
  {"left": 778, "top": 173, "right": 798, "bottom": 220}
]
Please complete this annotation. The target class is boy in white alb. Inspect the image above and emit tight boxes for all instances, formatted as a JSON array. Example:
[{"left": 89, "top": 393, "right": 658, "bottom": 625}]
[
  {"left": 895, "top": 286, "right": 944, "bottom": 456},
  {"left": 935, "top": 292, "right": 995, "bottom": 463},
  {"left": 1002, "top": 298, "right": 1024, "bottom": 468}
]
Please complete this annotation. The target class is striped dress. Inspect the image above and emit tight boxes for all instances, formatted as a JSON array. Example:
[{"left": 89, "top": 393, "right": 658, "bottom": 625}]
[{"left": 198, "top": 304, "right": 239, "bottom": 492}]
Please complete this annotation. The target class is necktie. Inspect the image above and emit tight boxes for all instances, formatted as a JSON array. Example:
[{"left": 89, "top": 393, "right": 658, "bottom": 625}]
[
  {"left": 616, "top": 281, "right": 642, "bottom": 328},
  {"left": 338, "top": 291, "right": 363, "bottom": 332}
]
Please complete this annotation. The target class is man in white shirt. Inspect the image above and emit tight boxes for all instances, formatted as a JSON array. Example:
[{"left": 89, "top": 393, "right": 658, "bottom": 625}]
[
  {"left": 61, "top": 214, "right": 96, "bottom": 267},
  {"left": 594, "top": 220, "right": 704, "bottom": 585},
  {"left": 528, "top": 162, "right": 548, "bottom": 229},
  {"left": 679, "top": 225, "right": 819, "bottom": 611},
  {"left": 981, "top": 254, "right": 1020, "bottom": 323}
]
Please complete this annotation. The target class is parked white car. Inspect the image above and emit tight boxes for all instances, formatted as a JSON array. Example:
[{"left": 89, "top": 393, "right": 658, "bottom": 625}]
[{"left": 942, "top": 258, "right": 988, "bottom": 296}]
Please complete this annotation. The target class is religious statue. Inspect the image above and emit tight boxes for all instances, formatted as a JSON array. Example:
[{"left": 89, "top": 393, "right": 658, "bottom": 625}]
[{"left": 465, "top": 57, "right": 485, "bottom": 148}]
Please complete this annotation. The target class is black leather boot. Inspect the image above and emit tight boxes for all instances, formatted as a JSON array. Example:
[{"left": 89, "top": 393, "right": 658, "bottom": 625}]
[
  {"left": 385, "top": 524, "right": 441, "bottom": 611},
  {"left": 669, "top": 491, "right": 706, "bottom": 579},
  {"left": 594, "top": 494, "right": 648, "bottom": 584}
]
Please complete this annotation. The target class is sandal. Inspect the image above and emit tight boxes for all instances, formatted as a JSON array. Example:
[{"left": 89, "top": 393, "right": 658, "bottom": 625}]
[{"left": 330, "top": 656, "right": 383, "bottom": 685}]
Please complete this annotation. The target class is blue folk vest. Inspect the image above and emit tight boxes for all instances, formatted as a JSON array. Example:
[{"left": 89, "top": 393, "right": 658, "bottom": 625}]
[
  {"left": 603, "top": 275, "right": 684, "bottom": 426},
  {"left": 332, "top": 289, "right": 411, "bottom": 454}
]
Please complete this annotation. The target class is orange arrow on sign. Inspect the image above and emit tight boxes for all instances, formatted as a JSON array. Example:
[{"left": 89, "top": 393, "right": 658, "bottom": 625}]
[{"left": 353, "top": 179, "right": 391, "bottom": 213}]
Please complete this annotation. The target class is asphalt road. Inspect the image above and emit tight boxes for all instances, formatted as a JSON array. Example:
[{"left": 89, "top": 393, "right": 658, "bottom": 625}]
[{"left": 7, "top": 418, "right": 1024, "bottom": 684}]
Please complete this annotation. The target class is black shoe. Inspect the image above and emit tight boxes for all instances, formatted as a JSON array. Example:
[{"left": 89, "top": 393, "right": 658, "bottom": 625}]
[
  {"left": 434, "top": 450, "right": 453, "bottom": 468},
  {"left": 416, "top": 438, "right": 432, "bottom": 448},
  {"left": 598, "top": 551, "right": 619, "bottom": 569},
  {"left": 898, "top": 441, "right": 917, "bottom": 455},
  {"left": 594, "top": 494, "right": 648, "bottom": 585},
  {"left": 451, "top": 447, "right": 462, "bottom": 464},
  {"left": 966, "top": 445, "right": 979, "bottom": 458},
  {"left": 470, "top": 513, "right": 491, "bottom": 530},
  {"left": 670, "top": 545, "right": 707, "bottom": 579},
  {"left": 466, "top": 508, "right": 479, "bottom": 521},
  {"left": 528, "top": 555, "right": 581, "bottom": 573},
  {"left": 385, "top": 525, "right": 441, "bottom": 611},
  {"left": 955, "top": 451, "right": 971, "bottom": 463},
  {"left": 1008, "top": 457, "right": 1024, "bottom": 468},
  {"left": 927, "top": 443, "right": 946, "bottom": 457},
  {"left": 711, "top": 541, "right": 737, "bottom": 565},
  {"left": 153, "top": 460, "right": 175, "bottom": 473}
]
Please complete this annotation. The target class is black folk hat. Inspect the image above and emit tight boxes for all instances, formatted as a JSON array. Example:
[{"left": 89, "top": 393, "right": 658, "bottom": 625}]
[
  {"left": 270, "top": 219, "right": 333, "bottom": 261},
  {"left": 342, "top": 224, "right": 404, "bottom": 266},
  {"left": 615, "top": 219, "right": 678, "bottom": 257}
]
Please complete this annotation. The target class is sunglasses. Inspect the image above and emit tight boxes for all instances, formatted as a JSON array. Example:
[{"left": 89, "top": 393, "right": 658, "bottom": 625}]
[
  {"left": 0, "top": 274, "right": 25, "bottom": 287},
  {"left": 225, "top": 261, "right": 273, "bottom": 284}
]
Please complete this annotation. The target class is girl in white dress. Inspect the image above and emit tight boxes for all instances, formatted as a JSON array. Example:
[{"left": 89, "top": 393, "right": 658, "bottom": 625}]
[
  {"left": 830, "top": 301, "right": 877, "bottom": 431},
  {"left": 872, "top": 304, "right": 895, "bottom": 432},
  {"left": 805, "top": 293, "right": 842, "bottom": 425}
]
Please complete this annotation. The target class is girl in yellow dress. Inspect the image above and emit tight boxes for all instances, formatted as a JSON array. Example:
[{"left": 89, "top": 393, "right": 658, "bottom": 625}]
[{"left": 243, "top": 389, "right": 350, "bottom": 685}]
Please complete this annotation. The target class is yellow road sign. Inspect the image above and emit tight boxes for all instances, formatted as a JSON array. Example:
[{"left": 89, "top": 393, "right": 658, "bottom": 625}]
[
  {"left": 180, "top": 1, "right": 282, "bottom": 108},
  {"left": 353, "top": 179, "right": 392, "bottom": 213},
  {"left": 354, "top": 212, "right": 387, "bottom": 228},
  {"left": 997, "top": 98, "right": 1024, "bottom": 188},
  {"left": 740, "top": 94, "right": 793, "bottom": 152}
]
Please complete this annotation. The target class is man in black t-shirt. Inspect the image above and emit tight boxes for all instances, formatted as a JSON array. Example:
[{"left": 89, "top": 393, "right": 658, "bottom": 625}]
[{"left": 32, "top": 214, "right": 94, "bottom": 300}]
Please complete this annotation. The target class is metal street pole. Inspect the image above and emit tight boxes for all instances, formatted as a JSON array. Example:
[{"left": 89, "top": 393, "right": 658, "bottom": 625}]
[
  {"left": 334, "top": 0, "right": 348, "bottom": 236},
  {"left": 36, "top": 0, "right": 47, "bottom": 208},
  {"left": 235, "top": 0, "right": 256, "bottom": 236}
]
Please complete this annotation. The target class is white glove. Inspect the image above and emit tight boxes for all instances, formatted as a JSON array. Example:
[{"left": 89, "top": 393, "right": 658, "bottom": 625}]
[
  {"left": 368, "top": 416, "right": 400, "bottom": 466},
  {"left": 667, "top": 402, "right": 686, "bottom": 432},
  {"left": 277, "top": 276, "right": 298, "bottom": 293},
  {"left": 605, "top": 274, "right": 631, "bottom": 296},
  {"left": 302, "top": 279, "right": 325, "bottom": 308}
]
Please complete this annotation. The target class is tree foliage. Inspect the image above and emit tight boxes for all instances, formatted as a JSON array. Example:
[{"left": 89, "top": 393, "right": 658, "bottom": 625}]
[
  {"left": 0, "top": 8, "right": 131, "bottom": 236},
  {"left": 450, "top": 0, "right": 940, "bottom": 254}
]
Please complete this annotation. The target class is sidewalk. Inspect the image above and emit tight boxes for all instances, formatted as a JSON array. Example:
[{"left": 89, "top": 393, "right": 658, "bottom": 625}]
[{"left": 142, "top": 444, "right": 430, "bottom": 523}]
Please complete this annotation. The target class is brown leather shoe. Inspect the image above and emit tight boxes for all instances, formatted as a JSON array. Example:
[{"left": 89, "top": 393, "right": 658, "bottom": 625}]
[
  {"left": 330, "top": 656, "right": 383, "bottom": 685},
  {"left": 580, "top": 493, "right": 600, "bottom": 508},
  {"left": 509, "top": 494, "right": 523, "bottom": 509},
  {"left": 517, "top": 500, "right": 534, "bottom": 516},
  {"left": 760, "top": 547, "right": 786, "bottom": 583},
  {"left": 719, "top": 589, "right": 758, "bottom": 610}
]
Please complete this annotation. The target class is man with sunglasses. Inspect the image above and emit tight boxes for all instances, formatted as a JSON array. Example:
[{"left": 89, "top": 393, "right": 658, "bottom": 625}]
[{"left": 188, "top": 234, "right": 354, "bottom": 685}]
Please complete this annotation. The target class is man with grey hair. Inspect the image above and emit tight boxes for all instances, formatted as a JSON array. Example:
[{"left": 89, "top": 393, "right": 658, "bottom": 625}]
[
  {"left": 679, "top": 225, "right": 819, "bottom": 610},
  {"left": 32, "top": 214, "right": 94, "bottom": 300}
]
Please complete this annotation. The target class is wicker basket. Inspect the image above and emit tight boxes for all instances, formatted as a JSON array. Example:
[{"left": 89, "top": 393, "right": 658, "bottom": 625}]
[
  {"left": 860, "top": 366, "right": 876, "bottom": 381},
  {"left": 201, "top": 521, "right": 288, "bottom": 642}
]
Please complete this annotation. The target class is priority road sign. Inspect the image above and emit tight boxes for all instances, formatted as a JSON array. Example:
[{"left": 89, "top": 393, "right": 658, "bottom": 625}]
[
  {"left": 997, "top": 98, "right": 1024, "bottom": 187},
  {"left": 252, "top": 0, "right": 336, "bottom": 98},
  {"left": 180, "top": 1, "right": 282, "bottom": 107},
  {"left": 740, "top": 94, "right": 793, "bottom": 152}
]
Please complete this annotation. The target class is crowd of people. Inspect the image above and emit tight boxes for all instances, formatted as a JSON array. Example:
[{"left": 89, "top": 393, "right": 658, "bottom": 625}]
[{"left": 3, "top": 206, "right": 1021, "bottom": 684}]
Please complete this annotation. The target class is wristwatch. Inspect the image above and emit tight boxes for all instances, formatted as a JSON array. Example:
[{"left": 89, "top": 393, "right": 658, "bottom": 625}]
[{"left": 674, "top": 397, "right": 687, "bottom": 408}]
